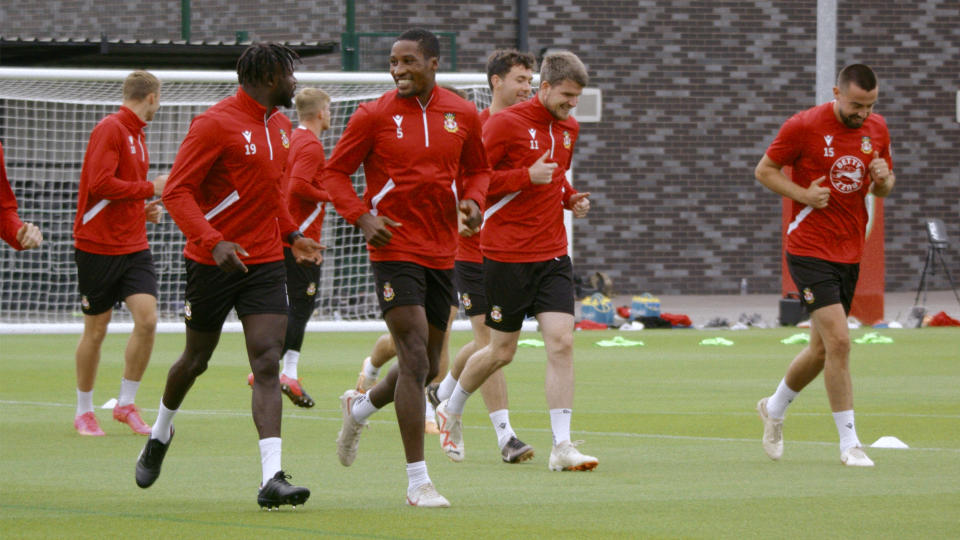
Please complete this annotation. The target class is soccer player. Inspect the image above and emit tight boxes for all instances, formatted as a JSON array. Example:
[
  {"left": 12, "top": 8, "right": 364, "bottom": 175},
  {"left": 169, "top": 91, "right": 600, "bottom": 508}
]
[
  {"left": 245, "top": 87, "right": 333, "bottom": 408},
  {"left": 71, "top": 71, "right": 165, "bottom": 437},
  {"left": 435, "top": 51, "right": 597, "bottom": 472},
  {"left": 429, "top": 49, "right": 538, "bottom": 464},
  {"left": 135, "top": 43, "right": 322, "bottom": 509},
  {"left": 324, "top": 28, "right": 489, "bottom": 507},
  {"left": 1, "top": 141, "right": 43, "bottom": 250},
  {"left": 754, "top": 64, "right": 895, "bottom": 467}
]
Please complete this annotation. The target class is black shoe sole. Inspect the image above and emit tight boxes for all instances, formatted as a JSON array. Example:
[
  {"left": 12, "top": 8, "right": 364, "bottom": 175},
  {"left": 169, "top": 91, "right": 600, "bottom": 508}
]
[
  {"left": 257, "top": 489, "right": 310, "bottom": 508},
  {"left": 281, "top": 384, "right": 315, "bottom": 408}
]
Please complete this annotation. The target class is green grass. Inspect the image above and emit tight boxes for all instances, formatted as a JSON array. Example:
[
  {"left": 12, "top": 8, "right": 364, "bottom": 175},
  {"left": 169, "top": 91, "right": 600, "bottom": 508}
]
[{"left": 1, "top": 327, "right": 958, "bottom": 539}]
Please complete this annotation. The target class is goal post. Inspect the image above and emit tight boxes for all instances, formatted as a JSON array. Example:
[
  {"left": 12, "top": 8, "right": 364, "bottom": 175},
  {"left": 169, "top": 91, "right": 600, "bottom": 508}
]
[{"left": 0, "top": 67, "right": 492, "bottom": 333}]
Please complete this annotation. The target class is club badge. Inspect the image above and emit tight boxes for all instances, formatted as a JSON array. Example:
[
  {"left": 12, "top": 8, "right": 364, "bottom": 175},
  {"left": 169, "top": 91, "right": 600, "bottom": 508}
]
[
  {"left": 490, "top": 305, "right": 503, "bottom": 323},
  {"left": 81, "top": 296, "right": 90, "bottom": 310},
  {"left": 443, "top": 113, "right": 458, "bottom": 133},
  {"left": 307, "top": 282, "right": 317, "bottom": 296},
  {"left": 563, "top": 130, "right": 572, "bottom": 149},
  {"left": 184, "top": 300, "right": 192, "bottom": 320},
  {"left": 280, "top": 128, "right": 290, "bottom": 149},
  {"left": 461, "top": 293, "right": 472, "bottom": 310},
  {"left": 383, "top": 282, "right": 395, "bottom": 302},
  {"left": 860, "top": 136, "right": 872, "bottom": 154},
  {"left": 803, "top": 288, "right": 815, "bottom": 304}
]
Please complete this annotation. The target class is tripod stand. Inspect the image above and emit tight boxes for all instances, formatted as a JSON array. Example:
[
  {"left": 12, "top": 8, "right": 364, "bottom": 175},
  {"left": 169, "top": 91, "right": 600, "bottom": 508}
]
[{"left": 912, "top": 234, "right": 960, "bottom": 314}]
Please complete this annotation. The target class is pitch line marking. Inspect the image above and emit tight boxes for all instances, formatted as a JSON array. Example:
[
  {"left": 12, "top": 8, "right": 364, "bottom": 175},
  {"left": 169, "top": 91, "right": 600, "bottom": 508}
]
[{"left": 2, "top": 399, "right": 958, "bottom": 453}]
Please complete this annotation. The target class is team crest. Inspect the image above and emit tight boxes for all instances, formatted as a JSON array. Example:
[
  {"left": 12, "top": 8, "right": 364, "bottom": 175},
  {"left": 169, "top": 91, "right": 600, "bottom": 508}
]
[
  {"left": 383, "top": 282, "right": 395, "bottom": 302},
  {"left": 307, "top": 282, "right": 317, "bottom": 296},
  {"left": 803, "top": 288, "right": 815, "bottom": 304},
  {"left": 443, "top": 113, "right": 458, "bottom": 133},
  {"left": 461, "top": 293, "right": 472, "bottom": 310},
  {"left": 829, "top": 155, "right": 866, "bottom": 193},
  {"left": 81, "top": 296, "right": 90, "bottom": 310},
  {"left": 490, "top": 305, "right": 503, "bottom": 323},
  {"left": 183, "top": 300, "right": 192, "bottom": 320},
  {"left": 562, "top": 130, "right": 572, "bottom": 149},
  {"left": 860, "top": 136, "right": 872, "bottom": 154},
  {"left": 280, "top": 129, "right": 290, "bottom": 149}
]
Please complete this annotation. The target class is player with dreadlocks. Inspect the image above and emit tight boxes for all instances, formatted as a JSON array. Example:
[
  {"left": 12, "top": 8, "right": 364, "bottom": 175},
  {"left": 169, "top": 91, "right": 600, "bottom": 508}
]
[{"left": 135, "top": 42, "right": 322, "bottom": 509}]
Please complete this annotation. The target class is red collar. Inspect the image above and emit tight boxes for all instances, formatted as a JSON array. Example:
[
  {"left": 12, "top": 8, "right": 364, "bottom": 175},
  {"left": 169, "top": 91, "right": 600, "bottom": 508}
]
[
  {"left": 236, "top": 86, "right": 275, "bottom": 119},
  {"left": 117, "top": 106, "right": 147, "bottom": 131}
]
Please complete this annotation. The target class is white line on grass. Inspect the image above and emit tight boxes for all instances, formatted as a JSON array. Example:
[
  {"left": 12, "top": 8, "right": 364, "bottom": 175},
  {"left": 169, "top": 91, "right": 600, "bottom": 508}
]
[{"left": 3, "top": 399, "right": 958, "bottom": 453}]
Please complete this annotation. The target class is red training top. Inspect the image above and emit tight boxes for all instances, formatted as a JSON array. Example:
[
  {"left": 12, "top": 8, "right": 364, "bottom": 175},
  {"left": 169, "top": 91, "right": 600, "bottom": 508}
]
[
  {"left": 321, "top": 85, "right": 490, "bottom": 269},
  {"left": 1, "top": 141, "right": 27, "bottom": 250},
  {"left": 480, "top": 96, "right": 579, "bottom": 263},
  {"left": 766, "top": 101, "right": 892, "bottom": 263},
  {"left": 454, "top": 108, "right": 493, "bottom": 264},
  {"left": 163, "top": 87, "right": 299, "bottom": 265},
  {"left": 72, "top": 106, "right": 155, "bottom": 255},
  {"left": 283, "top": 126, "right": 330, "bottom": 246}
]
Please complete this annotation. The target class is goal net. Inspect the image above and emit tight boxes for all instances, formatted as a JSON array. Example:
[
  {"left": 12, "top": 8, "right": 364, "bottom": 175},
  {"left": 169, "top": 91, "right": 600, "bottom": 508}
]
[{"left": 0, "top": 68, "right": 492, "bottom": 331}]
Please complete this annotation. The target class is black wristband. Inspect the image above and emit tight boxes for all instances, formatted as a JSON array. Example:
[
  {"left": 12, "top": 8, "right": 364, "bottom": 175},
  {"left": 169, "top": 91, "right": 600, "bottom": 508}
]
[{"left": 287, "top": 230, "right": 304, "bottom": 244}]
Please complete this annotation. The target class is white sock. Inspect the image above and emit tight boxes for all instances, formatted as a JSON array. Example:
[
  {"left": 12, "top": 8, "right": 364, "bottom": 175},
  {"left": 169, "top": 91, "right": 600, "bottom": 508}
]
[
  {"left": 76, "top": 389, "right": 94, "bottom": 417},
  {"left": 437, "top": 372, "right": 457, "bottom": 402},
  {"left": 766, "top": 378, "right": 798, "bottom": 419},
  {"left": 832, "top": 410, "right": 861, "bottom": 453},
  {"left": 425, "top": 395, "right": 436, "bottom": 422},
  {"left": 406, "top": 460, "right": 431, "bottom": 492},
  {"left": 281, "top": 350, "right": 300, "bottom": 379},
  {"left": 361, "top": 357, "right": 380, "bottom": 379},
  {"left": 151, "top": 401, "right": 177, "bottom": 443},
  {"left": 550, "top": 408, "right": 572, "bottom": 446},
  {"left": 117, "top": 378, "right": 139, "bottom": 407},
  {"left": 351, "top": 392, "right": 379, "bottom": 423},
  {"left": 489, "top": 409, "right": 515, "bottom": 448},
  {"left": 446, "top": 382, "right": 472, "bottom": 415},
  {"left": 259, "top": 437, "right": 282, "bottom": 486}
]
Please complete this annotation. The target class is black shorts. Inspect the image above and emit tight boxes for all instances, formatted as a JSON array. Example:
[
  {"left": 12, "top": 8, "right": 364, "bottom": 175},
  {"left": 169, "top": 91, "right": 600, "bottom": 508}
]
[
  {"left": 483, "top": 255, "right": 575, "bottom": 332},
  {"left": 786, "top": 253, "right": 860, "bottom": 315},
  {"left": 284, "top": 247, "right": 321, "bottom": 303},
  {"left": 183, "top": 259, "right": 288, "bottom": 332},
  {"left": 454, "top": 260, "right": 487, "bottom": 316},
  {"left": 371, "top": 261, "right": 455, "bottom": 331},
  {"left": 75, "top": 248, "right": 157, "bottom": 315}
]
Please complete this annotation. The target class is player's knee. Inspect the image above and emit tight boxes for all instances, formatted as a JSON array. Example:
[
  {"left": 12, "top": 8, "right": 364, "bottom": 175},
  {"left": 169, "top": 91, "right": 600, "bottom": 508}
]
[
  {"left": 250, "top": 356, "right": 279, "bottom": 382},
  {"left": 821, "top": 332, "right": 851, "bottom": 358},
  {"left": 490, "top": 343, "right": 517, "bottom": 367},
  {"left": 134, "top": 313, "right": 158, "bottom": 334}
]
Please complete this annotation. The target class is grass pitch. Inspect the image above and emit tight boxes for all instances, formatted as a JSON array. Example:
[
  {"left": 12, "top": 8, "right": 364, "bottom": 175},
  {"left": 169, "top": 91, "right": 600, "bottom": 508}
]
[{"left": 1, "top": 327, "right": 958, "bottom": 539}]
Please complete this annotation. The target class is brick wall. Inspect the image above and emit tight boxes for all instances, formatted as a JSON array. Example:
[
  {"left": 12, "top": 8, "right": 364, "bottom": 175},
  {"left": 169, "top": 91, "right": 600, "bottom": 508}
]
[{"left": 3, "top": 0, "right": 957, "bottom": 295}]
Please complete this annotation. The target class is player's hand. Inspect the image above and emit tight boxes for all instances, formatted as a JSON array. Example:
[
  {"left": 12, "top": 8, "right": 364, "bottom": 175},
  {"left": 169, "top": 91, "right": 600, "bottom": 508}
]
[
  {"left": 528, "top": 151, "right": 558, "bottom": 185},
  {"left": 292, "top": 236, "right": 325, "bottom": 266},
  {"left": 356, "top": 212, "right": 401, "bottom": 247},
  {"left": 144, "top": 199, "right": 163, "bottom": 223},
  {"left": 869, "top": 151, "right": 892, "bottom": 187},
  {"left": 16, "top": 222, "right": 42, "bottom": 250},
  {"left": 569, "top": 192, "right": 591, "bottom": 218},
  {"left": 212, "top": 241, "right": 249, "bottom": 273},
  {"left": 459, "top": 199, "right": 482, "bottom": 233},
  {"left": 804, "top": 176, "right": 830, "bottom": 209},
  {"left": 152, "top": 174, "right": 169, "bottom": 196}
]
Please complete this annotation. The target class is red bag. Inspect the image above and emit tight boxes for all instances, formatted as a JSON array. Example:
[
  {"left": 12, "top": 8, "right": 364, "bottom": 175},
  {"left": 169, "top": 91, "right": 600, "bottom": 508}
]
[
  {"left": 660, "top": 313, "right": 692, "bottom": 328},
  {"left": 928, "top": 311, "right": 960, "bottom": 327}
]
